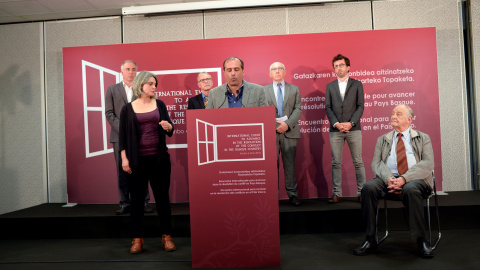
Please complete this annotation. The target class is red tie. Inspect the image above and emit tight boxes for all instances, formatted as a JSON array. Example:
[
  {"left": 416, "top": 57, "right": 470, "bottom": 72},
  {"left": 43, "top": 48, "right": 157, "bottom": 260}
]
[{"left": 396, "top": 133, "right": 408, "bottom": 175}]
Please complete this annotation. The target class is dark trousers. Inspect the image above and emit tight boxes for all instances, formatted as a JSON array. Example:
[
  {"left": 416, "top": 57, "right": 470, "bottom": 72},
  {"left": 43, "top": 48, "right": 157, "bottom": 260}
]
[
  {"left": 361, "top": 178, "right": 431, "bottom": 239},
  {"left": 276, "top": 133, "right": 298, "bottom": 198},
  {"left": 113, "top": 142, "right": 150, "bottom": 206},
  {"left": 127, "top": 152, "right": 172, "bottom": 237}
]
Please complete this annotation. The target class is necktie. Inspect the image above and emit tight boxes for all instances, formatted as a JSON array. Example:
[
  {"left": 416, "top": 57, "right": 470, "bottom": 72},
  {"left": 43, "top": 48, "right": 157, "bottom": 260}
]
[
  {"left": 396, "top": 133, "right": 408, "bottom": 175},
  {"left": 204, "top": 96, "right": 208, "bottom": 108},
  {"left": 277, "top": 83, "right": 283, "bottom": 117}
]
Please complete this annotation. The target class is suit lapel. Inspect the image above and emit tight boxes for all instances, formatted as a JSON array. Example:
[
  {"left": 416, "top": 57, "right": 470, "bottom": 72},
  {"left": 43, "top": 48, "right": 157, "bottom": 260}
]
[
  {"left": 344, "top": 78, "right": 353, "bottom": 99},
  {"left": 198, "top": 94, "right": 205, "bottom": 109},
  {"left": 221, "top": 84, "right": 229, "bottom": 108},
  {"left": 118, "top": 82, "right": 128, "bottom": 103},
  {"left": 333, "top": 81, "right": 342, "bottom": 102},
  {"left": 266, "top": 84, "right": 277, "bottom": 107},
  {"left": 241, "top": 81, "right": 250, "bottom": 107},
  {"left": 283, "top": 83, "right": 290, "bottom": 107}
]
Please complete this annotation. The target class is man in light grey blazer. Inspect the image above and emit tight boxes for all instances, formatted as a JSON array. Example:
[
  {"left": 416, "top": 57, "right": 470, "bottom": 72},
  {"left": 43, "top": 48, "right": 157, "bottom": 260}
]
[
  {"left": 206, "top": 57, "right": 267, "bottom": 109},
  {"left": 105, "top": 60, "right": 150, "bottom": 215},
  {"left": 264, "top": 62, "right": 302, "bottom": 206},
  {"left": 325, "top": 54, "right": 365, "bottom": 203}
]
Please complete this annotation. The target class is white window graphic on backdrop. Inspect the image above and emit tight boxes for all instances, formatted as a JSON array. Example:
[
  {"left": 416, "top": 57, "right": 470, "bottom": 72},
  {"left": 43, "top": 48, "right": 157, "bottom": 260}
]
[
  {"left": 196, "top": 119, "right": 265, "bottom": 166},
  {"left": 82, "top": 60, "right": 222, "bottom": 158},
  {"left": 82, "top": 60, "right": 119, "bottom": 158}
]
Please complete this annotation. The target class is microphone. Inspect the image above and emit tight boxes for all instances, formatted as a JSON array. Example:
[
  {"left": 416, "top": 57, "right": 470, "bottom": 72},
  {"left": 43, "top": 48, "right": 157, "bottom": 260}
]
[
  {"left": 236, "top": 90, "right": 245, "bottom": 107},
  {"left": 219, "top": 89, "right": 229, "bottom": 108}
]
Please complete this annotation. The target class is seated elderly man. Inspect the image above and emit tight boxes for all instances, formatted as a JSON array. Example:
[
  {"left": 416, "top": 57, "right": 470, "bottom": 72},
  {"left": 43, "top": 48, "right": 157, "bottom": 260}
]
[{"left": 353, "top": 104, "right": 435, "bottom": 258}]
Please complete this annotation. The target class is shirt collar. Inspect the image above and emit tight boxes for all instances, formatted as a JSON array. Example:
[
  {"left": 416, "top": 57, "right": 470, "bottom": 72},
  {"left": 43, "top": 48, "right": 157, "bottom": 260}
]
[
  {"left": 394, "top": 127, "right": 411, "bottom": 140},
  {"left": 273, "top": 81, "right": 285, "bottom": 88},
  {"left": 226, "top": 80, "right": 245, "bottom": 97},
  {"left": 122, "top": 81, "right": 132, "bottom": 89},
  {"left": 337, "top": 76, "right": 349, "bottom": 84}
]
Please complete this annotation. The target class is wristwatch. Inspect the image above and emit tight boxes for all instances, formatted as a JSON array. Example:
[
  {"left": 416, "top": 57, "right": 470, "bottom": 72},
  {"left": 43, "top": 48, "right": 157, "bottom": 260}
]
[{"left": 350, "top": 121, "right": 355, "bottom": 127}]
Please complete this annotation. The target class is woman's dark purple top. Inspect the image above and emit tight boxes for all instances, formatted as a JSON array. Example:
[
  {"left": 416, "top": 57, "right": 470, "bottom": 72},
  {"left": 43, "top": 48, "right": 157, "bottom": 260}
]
[{"left": 136, "top": 108, "right": 160, "bottom": 156}]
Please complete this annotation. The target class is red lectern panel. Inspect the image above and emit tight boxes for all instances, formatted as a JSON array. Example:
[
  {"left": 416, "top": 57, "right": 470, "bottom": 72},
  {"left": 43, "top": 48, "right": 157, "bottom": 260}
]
[{"left": 187, "top": 106, "right": 280, "bottom": 268}]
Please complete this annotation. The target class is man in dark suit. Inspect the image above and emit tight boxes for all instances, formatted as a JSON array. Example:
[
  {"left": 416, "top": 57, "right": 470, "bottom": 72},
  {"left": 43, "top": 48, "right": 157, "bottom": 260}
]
[
  {"left": 105, "top": 60, "right": 151, "bottom": 215},
  {"left": 353, "top": 105, "right": 435, "bottom": 257},
  {"left": 264, "top": 62, "right": 302, "bottom": 206},
  {"left": 206, "top": 57, "right": 267, "bottom": 109},
  {"left": 187, "top": 72, "right": 213, "bottom": 109},
  {"left": 325, "top": 54, "right": 365, "bottom": 203}
]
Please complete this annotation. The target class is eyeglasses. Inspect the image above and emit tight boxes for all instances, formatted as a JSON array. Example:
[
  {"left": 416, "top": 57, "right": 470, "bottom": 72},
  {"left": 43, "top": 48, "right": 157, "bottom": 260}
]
[
  {"left": 333, "top": 63, "right": 346, "bottom": 69},
  {"left": 270, "top": 67, "right": 285, "bottom": 71},
  {"left": 198, "top": 78, "right": 212, "bottom": 83}
]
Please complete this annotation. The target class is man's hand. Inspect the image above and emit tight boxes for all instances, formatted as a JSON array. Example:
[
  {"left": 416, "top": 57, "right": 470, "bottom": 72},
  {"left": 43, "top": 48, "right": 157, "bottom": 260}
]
[
  {"left": 387, "top": 177, "right": 406, "bottom": 194},
  {"left": 336, "top": 122, "right": 352, "bottom": 133},
  {"left": 276, "top": 121, "right": 288, "bottom": 134}
]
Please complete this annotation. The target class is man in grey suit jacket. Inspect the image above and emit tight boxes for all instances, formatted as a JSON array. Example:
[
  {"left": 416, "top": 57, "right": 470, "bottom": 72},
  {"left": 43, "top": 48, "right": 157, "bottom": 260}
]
[
  {"left": 325, "top": 54, "right": 365, "bottom": 203},
  {"left": 206, "top": 57, "right": 267, "bottom": 109},
  {"left": 264, "top": 62, "right": 302, "bottom": 206},
  {"left": 353, "top": 105, "right": 435, "bottom": 257},
  {"left": 105, "top": 60, "right": 150, "bottom": 215}
]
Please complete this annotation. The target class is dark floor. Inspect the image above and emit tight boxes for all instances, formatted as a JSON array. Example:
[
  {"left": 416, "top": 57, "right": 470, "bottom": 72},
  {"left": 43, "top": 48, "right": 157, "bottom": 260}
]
[
  {"left": 1, "top": 191, "right": 479, "bottom": 269},
  {"left": 0, "top": 229, "right": 479, "bottom": 270}
]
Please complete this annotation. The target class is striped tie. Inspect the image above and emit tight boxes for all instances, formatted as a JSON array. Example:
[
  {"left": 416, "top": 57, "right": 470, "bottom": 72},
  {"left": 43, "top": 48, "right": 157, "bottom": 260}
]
[{"left": 396, "top": 133, "right": 408, "bottom": 175}]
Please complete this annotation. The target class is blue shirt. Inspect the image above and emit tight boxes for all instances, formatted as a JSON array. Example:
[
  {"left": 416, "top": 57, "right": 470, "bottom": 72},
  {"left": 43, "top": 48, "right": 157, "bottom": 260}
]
[
  {"left": 386, "top": 127, "right": 417, "bottom": 176},
  {"left": 227, "top": 81, "right": 244, "bottom": 108},
  {"left": 201, "top": 92, "right": 208, "bottom": 103}
]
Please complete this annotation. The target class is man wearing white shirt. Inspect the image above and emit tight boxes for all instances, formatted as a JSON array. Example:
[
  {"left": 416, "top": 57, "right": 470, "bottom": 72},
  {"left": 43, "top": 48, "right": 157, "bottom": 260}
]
[
  {"left": 105, "top": 60, "right": 151, "bottom": 215},
  {"left": 325, "top": 54, "right": 365, "bottom": 203},
  {"left": 353, "top": 105, "right": 435, "bottom": 257},
  {"left": 264, "top": 62, "right": 302, "bottom": 206}
]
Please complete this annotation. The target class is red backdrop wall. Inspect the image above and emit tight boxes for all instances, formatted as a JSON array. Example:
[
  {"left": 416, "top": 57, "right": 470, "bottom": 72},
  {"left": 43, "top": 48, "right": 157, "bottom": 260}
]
[{"left": 63, "top": 27, "right": 442, "bottom": 203}]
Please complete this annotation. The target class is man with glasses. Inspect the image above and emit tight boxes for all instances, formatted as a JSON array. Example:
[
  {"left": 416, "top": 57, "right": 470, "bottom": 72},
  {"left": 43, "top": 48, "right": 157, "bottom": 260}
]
[
  {"left": 325, "top": 54, "right": 365, "bottom": 203},
  {"left": 264, "top": 62, "right": 302, "bottom": 206},
  {"left": 188, "top": 72, "right": 213, "bottom": 109}
]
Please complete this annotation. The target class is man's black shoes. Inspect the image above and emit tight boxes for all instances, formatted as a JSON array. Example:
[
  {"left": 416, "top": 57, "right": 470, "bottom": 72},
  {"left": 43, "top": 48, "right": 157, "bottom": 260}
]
[
  {"left": 353, "top": 239, "right": 378, "bottom": 256},
  {"left": 116, "top": 204, "right": 130, "bottom": 215},
  {"left": 289, "top": 196, "right": 302, "bottom": 206},
  {"left": 418, "top": 239, "right": 434, "bottom": 258}
]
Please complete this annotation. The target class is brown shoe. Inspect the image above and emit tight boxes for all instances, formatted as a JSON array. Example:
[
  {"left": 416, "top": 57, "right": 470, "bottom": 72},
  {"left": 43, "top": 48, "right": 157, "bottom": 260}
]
[
  {"left": 130, "top": 238, "right": 143, "bottom": 254},
  {"left": 162, "top": 234, "right": 176, "bottom": 252},
  {"left": 328, "top": 194, "right": 342, "bottom": 203}
]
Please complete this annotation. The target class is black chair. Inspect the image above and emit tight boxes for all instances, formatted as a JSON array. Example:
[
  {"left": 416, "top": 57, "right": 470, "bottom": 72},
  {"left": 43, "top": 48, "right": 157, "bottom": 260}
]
[{"left": 376, "top": 172, "right": 441, "bottom": 249}]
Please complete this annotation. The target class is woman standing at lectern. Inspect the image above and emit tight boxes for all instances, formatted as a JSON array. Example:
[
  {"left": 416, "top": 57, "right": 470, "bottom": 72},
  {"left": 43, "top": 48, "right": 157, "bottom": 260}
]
[{"left": 119, "top": 71, "right": 175, "bottom": 254}]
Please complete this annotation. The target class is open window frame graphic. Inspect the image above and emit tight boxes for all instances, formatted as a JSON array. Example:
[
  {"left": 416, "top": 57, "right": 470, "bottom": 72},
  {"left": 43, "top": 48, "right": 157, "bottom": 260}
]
[
  {"left": 82, "top": 60, "right": 119, "bottom": 158},
  {"left": 81, "top": 60, "right": 222, "bottom": 158},
  {"left": 196, "top": 119, "right": 265, "bottom": 166}
]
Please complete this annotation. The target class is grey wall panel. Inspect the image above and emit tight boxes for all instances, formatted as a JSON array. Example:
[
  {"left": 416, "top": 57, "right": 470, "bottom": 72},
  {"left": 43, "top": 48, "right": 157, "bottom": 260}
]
[
  {"left": 472, "top": 0, "right": 480, "bottom": 188},
  {"left": 123, "top": 13, "right": 204, "bottom": 43},
  {"left": 204, "top": 7, "right": 288, "bottom": 39},
  {"left": 373, "top": 0, "right": 469, "bottom": 191},
  {"left": 288, "top": 2, "right": 372, "bottom": 34},
  {"left": 0, "top": 22, "right": 45, "bottom": 214},
  {"left": 45, "top": 17, "right": 122, "bottom": 203}
]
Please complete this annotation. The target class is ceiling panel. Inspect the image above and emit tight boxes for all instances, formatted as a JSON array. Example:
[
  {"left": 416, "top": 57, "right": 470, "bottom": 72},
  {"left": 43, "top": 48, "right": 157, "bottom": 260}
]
[
  {"left": 37, "top": 0, "right": 96, "bottom": 12},
  {"left": 0, "top": 0, "right": 52, "bottom": 15},
  {"left": 86, "top": 0, "right": 136, "bottom": 9},
  {"left": 0, "top": 0, "right": 234, "bottom": 24}
]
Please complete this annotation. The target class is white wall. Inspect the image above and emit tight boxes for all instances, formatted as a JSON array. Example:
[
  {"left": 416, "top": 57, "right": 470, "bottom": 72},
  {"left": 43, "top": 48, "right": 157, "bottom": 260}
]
[{"left": 0, "top": 0, "right": 475, "bottom": 214}]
